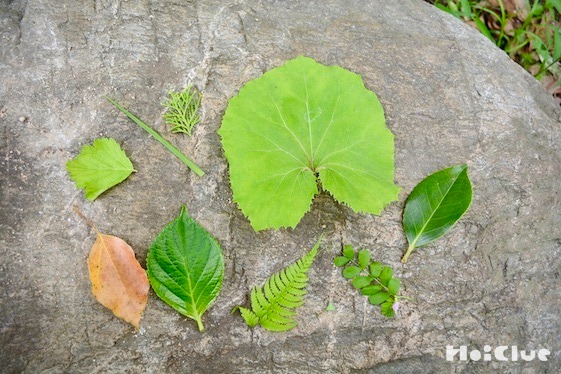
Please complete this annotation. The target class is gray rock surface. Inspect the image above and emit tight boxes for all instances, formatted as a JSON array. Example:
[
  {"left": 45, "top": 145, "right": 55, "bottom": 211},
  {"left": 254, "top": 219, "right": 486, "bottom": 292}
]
[{"left": 1, "top": 0, "right": 560, "bottom": 372}]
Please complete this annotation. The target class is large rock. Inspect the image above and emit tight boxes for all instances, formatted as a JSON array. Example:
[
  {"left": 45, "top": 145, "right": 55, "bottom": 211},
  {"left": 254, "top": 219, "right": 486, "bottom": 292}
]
[{"left": 1, "top": 0, "right": 560, "bottom": 372}]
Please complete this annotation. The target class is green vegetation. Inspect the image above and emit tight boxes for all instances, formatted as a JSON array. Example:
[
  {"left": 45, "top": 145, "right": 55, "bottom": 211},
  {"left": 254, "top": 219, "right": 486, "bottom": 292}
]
[
  {"left": 162, "top": 85, "right": 202, "bottom": 136},
  {"left": 430, "top": 0, "right": 561, "bottom": 103},
  {"left": 147, "top": 206, "right": 224, "bottom": 332},
  {"left": 233, "top": 238, "right": 321, "bottom": 331},
  {"left": 334, "top": 245, "right": 406, "bottom": 318}
]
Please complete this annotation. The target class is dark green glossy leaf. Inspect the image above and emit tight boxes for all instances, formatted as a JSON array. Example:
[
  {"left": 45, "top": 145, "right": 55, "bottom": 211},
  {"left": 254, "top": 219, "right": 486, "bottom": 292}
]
[
  {"left": 343, "top": 266, "right": 361, "bottom": 279},
  {"left": 334, "top": 256, "right": 350, "bottom": 267},
  {"left": 343, "top": 245, "right": 355, "bottom": 260},
  {"left": 352, "top": 276, "right": 372, "bottom": 289},
  {"left": 388, "top": 278, "right": 400, "bottom": 295},
  {"left": 369, "top": 292, "right": 390, "bottom": 305},
  {"left": 369, "top": 262, "right": 382, "bottom": 277},
  {"left": 380, "top": 266, "right": 393, "bottom": 286},
  {"left": 361, "top": 285, "right": 382, "bottom": 295},
  {"left": 357, "top": 249, "right": 370, "bottom": 269},
  {"left": 146, "top": 206, "right": 224, "bottom": 332},
  {"left": 402, "top": 164, "right": 472, "bottom": 263}
]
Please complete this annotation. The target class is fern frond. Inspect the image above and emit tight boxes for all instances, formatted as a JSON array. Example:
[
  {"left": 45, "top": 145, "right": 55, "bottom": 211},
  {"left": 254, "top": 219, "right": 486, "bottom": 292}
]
[{"left": 233, "top": 237, "right": 321, "bottom": 332}]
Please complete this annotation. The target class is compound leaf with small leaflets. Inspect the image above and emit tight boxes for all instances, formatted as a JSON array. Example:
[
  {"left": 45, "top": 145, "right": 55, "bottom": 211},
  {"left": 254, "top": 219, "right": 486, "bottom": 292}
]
[
  {"left": 233, "top": 237, "right": 321, "bottom": 332},
  {"left": 147, "top": 206, "right": 224, "bottom": 332},
  {"left": 334, "top": 244, "right": 405, "bottom": 317},
  {"left": 401, "top": 164, "right": 472, "bottom": 263},
  {"left": 66, "top": 138, "right": 135, "bottom": 200},
  {"left": 219, "top": 56, "right": 399, "bottom": 231}
]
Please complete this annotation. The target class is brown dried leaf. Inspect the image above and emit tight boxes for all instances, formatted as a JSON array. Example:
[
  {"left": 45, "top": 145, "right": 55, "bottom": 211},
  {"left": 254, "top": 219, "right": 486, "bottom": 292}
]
[{"left": 88, "top": 232, "right": 149, "bottom": 330}]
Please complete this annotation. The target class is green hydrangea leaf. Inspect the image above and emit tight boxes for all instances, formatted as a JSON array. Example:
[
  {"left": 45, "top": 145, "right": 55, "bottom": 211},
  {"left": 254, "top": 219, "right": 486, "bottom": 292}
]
[
  {"left": 219, "top": 56, "right": 399, "bottom": 230},
  {"left": 146, "top": 206, "right": 224, "bottom": 332},
  {"left": 401, "top": 164, "right": 473, "bottom": 263},
  {"left": 66, "top": 138, "right": 135, "bottom": 200}
]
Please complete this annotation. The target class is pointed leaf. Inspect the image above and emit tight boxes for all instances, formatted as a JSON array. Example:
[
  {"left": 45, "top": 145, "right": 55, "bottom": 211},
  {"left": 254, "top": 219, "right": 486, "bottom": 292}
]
[
  {"left": 219, "top": 56, "right": 399, "bottom": 230},
  {"left": 146, "top": 206, "right": 224, "bottom": 332},
  {"left": 342, "top": 266, "right": 362, "bottom": 279},
  {"left": 66, "top": 138, "right": 134, "bottom": 200},
  {"left": 402, "top": 164, "right": 472, "bottom": 262},
  {"left": 88, "top": 232, "right": 149, "bottom": 330}
]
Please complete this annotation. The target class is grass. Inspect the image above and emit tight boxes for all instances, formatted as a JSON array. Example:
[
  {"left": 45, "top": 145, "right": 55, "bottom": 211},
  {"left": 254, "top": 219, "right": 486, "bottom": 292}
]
[{"left": 428, "top": 0, "right": 561, "bottom": 104}]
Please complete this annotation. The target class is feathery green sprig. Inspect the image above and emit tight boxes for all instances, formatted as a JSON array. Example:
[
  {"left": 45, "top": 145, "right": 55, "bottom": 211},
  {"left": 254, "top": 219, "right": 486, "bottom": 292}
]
[{"left": 162, "top": 85, "right": 202, "bottom": 136}]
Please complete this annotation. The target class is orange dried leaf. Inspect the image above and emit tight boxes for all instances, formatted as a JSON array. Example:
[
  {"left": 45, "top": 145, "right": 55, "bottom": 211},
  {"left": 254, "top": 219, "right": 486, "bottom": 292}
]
[{"left": 88, "top": 233, "right": 149, "bottom": 330}]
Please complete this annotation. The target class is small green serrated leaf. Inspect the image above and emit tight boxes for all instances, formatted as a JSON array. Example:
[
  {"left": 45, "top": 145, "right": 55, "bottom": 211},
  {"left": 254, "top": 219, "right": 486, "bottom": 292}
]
[
  {"left": 380, "top": 266, "right": 393, "bottom": 286},
  {"left": 325, "top": 302, "right": 335, "bottom": 311},
  {"left": 66, "top": 138, "right": 135, "bottom": 200},
  {"left": 342, "top": 266, "right": 362, "bottom": 279},
  {"left": 369, "top": 292, "right": 389, "bottom": 305},
  {"left": 352, "top": 276, "right": 372, "bottom": 289},
  {"left": 358, "top": 249, "right": 370, "bottom": 269},
  {"left": 334, "top": 256, "right": 350, "bottom": 267},
  {"left": 146, "top": 206, "right": 224, "bottom": 332},
  {"left": 234, "top": 238, "right": 321, "bottom": 332},
  {"left": 369, "top": 262, "right": 382, "bottom": 277},
  {"left": 361, "top": 285, "right": 382, "bottom": 295},
  {"left": 343, "top": 245, "right": 355, "bottom": 260},
  {"left": 401, "top": 164, "right": 472, "bottom": 263}
]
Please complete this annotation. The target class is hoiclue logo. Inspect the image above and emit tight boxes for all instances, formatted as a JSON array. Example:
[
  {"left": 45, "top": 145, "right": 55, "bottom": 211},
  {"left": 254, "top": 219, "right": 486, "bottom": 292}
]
[{"left": 446, "top": 345, "right": 550, "bottom": 362}]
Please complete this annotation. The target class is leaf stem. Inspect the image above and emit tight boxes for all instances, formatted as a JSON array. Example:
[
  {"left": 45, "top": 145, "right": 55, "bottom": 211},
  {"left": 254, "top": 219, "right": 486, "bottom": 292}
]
[
  {"left": 105, "top": 97, "right": 205, "bottom": 176},
  {"left": 73, "top": 206, "right": 100, "bottom": 235},
  {"left": 196, "top": 317, "right": 204, "bottom": 332},
  {"left": 401, "top": 244, "right": 415, "bottom": 263}
]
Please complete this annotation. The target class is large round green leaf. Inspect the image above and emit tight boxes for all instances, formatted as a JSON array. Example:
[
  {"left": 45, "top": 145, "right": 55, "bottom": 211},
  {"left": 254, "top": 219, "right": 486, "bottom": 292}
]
[{"left": 219, "top": 56, "right": 399, "bottom": 230}]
